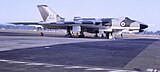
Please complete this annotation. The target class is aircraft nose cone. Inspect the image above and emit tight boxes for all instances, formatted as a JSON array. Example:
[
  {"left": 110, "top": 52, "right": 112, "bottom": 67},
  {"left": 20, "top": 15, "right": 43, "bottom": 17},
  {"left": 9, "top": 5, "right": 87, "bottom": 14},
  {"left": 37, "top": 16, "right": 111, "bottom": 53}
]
[{"left": 140, "top": 24, "right": 148, "bottom": 29}]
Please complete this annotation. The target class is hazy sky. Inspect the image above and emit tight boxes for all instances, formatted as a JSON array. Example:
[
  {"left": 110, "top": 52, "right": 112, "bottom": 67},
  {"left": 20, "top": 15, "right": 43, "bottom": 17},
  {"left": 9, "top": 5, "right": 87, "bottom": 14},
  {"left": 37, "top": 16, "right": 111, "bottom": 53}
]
[{"left": 0, "top": 0, "right": 159, "bottom": 31}]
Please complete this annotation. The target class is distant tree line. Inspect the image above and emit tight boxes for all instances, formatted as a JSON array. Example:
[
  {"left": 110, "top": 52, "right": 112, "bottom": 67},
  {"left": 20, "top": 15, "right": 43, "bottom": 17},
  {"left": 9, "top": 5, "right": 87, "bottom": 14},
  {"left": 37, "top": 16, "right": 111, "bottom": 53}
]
[{"left": 141, "top": 30, "right": 160, "bottom": 35}]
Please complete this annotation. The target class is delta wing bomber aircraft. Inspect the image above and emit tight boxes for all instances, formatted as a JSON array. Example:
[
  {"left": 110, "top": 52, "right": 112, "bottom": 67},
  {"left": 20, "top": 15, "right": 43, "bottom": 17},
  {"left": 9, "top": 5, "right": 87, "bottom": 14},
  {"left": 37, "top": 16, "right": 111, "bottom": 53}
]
[{"left": 9, "top": 5, "right": 148, "bottom": 39}]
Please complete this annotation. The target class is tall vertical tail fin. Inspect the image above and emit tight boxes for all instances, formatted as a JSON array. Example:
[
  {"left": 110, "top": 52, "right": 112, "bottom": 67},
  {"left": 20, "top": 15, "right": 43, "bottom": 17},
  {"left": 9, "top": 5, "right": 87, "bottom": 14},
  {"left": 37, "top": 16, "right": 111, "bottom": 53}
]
[{"left": 37, "top": 5, "right": 65, "bottom": 22}]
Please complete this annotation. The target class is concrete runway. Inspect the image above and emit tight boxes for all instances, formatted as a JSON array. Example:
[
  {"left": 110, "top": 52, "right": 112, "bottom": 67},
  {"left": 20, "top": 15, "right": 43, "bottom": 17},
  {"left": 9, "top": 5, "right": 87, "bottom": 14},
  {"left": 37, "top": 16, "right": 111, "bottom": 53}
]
[{"left": 0, "top": 31, "right": 160, "bottom": 72}]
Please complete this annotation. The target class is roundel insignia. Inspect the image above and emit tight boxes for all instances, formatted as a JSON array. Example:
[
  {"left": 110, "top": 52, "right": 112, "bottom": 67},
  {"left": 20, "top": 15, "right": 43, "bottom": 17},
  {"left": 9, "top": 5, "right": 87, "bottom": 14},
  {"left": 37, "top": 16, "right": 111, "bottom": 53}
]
[{"left": 120, "top": 22, "right": 126, "bottom": 27}]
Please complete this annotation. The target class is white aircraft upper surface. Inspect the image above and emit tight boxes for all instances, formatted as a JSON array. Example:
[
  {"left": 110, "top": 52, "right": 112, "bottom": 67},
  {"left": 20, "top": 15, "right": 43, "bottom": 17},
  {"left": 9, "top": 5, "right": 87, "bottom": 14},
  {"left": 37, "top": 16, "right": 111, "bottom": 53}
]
[{"left": 9, "top": 5, "right": 148, "bottom": 39}]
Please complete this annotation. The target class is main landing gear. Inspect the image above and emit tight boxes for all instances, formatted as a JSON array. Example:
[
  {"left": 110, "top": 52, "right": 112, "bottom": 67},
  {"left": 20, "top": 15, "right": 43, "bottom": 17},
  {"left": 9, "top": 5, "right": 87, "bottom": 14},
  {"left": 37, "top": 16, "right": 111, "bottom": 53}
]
[
  {"left": 105, "top": 32, "right": 110, "bottom": 39},
  {"left": 65, "top": 26, "right": 85, "bottom": 38},
  {"left": 78, "top": 31, "right": 85, "bottom": 38},
  {"left": 94, "top": 32, "right": 99, "bottom": 37},
  {"left": 94, "top": 32, "right": 111, "bottom": 39},
  {"left": 65, "top": 26, "right": 72, "bottom": 37}
]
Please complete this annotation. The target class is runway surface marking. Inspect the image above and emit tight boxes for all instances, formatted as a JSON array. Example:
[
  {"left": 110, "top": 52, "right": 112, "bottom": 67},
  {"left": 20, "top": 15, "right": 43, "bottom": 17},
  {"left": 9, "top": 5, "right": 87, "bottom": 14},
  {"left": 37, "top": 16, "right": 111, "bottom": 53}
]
[{"left": 0, "top": 59, "right": 138, "bottom": 72}]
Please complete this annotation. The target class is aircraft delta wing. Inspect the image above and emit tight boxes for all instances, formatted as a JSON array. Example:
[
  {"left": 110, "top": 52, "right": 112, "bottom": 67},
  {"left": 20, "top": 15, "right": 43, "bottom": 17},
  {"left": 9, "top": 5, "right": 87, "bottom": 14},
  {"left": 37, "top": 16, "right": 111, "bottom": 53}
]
[{"left": 8, "top": 5, "right": 148, "bottom": 39}]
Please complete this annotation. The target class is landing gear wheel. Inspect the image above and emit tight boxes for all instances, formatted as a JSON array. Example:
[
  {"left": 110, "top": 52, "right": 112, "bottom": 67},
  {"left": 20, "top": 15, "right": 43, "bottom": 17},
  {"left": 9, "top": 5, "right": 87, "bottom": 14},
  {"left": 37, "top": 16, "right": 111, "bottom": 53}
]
[
  {"left": 78, "top": 34, "right": 84, "bottom": 38},
  {"left": 94, "top": 33, "right": 98, "bottom": 37},
  {"left": 78, "top": 29, "right": 85, "bottom": 38},
  {"left": 101, "top": 34, "right": 104, "bottom": 38}
]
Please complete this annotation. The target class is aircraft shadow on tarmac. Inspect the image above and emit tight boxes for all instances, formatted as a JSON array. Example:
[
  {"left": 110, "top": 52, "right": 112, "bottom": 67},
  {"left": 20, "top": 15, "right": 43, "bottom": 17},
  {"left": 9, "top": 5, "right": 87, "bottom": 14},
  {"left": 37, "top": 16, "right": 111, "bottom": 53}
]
[{"left": 0, "top": 39, "right": 157, "bottom": 68}]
